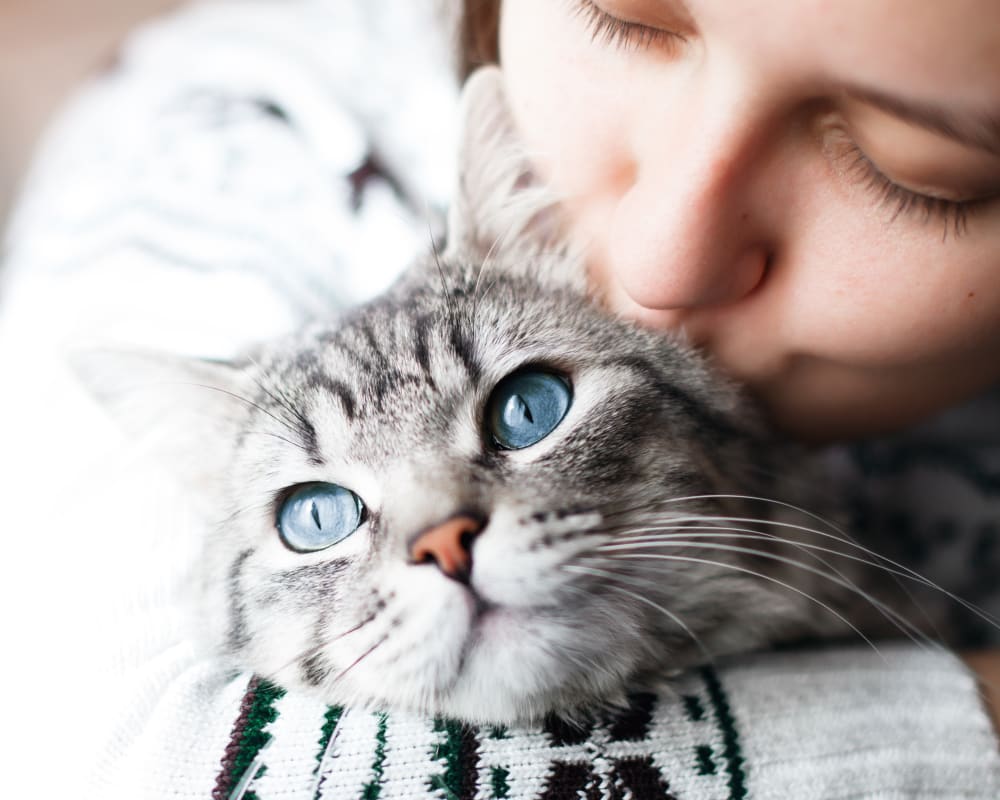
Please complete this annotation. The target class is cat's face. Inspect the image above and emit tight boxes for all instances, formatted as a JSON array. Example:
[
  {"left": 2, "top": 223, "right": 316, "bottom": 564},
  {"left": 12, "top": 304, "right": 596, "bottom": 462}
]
[{"left": 204, "top": 260, "right": 815, "bottom": 722}]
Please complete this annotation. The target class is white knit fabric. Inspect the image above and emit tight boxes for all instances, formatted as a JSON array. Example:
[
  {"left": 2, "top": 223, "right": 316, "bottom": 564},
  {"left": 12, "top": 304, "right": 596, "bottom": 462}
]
[{"left": 0, "top": 2, "right": 997, "bottom": 798}]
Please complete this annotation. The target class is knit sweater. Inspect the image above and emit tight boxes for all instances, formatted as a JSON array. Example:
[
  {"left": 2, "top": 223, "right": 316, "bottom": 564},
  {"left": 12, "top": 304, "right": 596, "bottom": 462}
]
[{"left": 1, "top": 2, "right": 998, "bottom": 798}]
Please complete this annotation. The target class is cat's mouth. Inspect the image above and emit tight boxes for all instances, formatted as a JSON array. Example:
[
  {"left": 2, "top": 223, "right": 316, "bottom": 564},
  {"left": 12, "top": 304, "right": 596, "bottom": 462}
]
[
  {"left": 460, "top": 589, "right": 520, "bottom": 655},
  {"left": 471, "top": 593, "right": 498, "bottom": 623},
  {"left": 464, "top": 588, "right": 508, "bottom": 643}
]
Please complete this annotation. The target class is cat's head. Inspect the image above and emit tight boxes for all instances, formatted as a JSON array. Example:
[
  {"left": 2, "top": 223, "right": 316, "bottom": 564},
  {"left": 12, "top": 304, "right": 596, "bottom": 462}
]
[{"left": 79, "top": 69, "right": 836, "bottom": 723}]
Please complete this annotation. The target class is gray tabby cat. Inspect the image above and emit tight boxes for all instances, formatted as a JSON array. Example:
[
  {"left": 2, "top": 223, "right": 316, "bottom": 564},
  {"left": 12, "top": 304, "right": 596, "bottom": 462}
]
[{"left": 82, "top": 68, "right": 947, "bottom": 724}]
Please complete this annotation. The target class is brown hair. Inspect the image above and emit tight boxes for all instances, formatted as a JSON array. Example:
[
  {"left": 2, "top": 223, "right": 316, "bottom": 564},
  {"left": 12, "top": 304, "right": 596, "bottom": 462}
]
[{"left": 457, "top": 0, "right": 502, "bottom": 79}]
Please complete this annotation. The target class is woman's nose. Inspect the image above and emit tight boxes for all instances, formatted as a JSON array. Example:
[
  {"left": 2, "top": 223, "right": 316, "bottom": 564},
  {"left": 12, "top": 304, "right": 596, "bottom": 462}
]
[{"left": 603, "top": 101, "right": 774, "bottom": 312}]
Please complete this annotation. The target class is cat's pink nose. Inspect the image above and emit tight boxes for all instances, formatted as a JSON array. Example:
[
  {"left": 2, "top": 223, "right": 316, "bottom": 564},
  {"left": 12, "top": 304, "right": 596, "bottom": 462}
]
[{"left": 409, "top": 515, "right": 484, "bottom": 584}]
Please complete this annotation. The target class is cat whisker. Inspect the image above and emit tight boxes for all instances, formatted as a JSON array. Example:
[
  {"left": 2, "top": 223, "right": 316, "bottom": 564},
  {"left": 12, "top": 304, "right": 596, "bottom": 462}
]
[
  {"left": 674, "top": 491, "right": 845, "bottom": 521},
  {"left": 595, "top": 545, "right": 914, "bottom": 655},
  {"left": 187, "top": 382, "right": 305, "bottom": 439},
  {"left": 472, "top": 232, "right": 503, "bottom": 307},
  {"left": 560, "top": 563, "right": 714, "bottom": 664},
  {"left": 605, "top": 515, "right": 943, "bottom": 647},
  {"left": 620, "top": 493, "right": 963, "bottom": 640},
  {"left": 471, "top": 259, "right": 489, "bottom": 310},
  {"left": 604, "top": 517, "right": 1000, "bottom": 635},
  {"left": 608, "top": 525, "right": 917, "bottom": 585},
  {"left": 569, "top": 505, "right": 938, "bottom": 648},
  {"left": 627, "top": 550, "right": 889, "bottom": 657},
  {"left": 610, "top": 533, "right": 936, "bottom": 647},
  {"left": 607, "top": 512, "right": 909, "bottom": 581},
  {"left": 326, "top": 631, "right": 391, "bottom": 690},
  {"left": 606, "top": 526, "right": 861, "bottom": 598},
  {"left": 427, "top": 220, "right": 454, "bottom": 304},
  {"left": 607, "top": 527, "right": 889, "bottom": 592},
  {"left": 218, "top": 500, "right": 274, "bottom": 527},
  {"left": 243, "top": 354, "right": 315, "bottom": 437},
  {"left": 270, "top": 608, "right": 382, "bottom": 680},
  {"left": 605, "top": 492, "right": 850, "bottom": 539},
  {"left": 240, "top": 429, "right": 312, "bottom": 453}
]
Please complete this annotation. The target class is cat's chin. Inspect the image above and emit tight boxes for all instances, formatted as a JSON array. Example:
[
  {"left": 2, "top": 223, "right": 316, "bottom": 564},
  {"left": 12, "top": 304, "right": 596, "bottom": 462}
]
[{"left": 327, "top": 602, "right": 636, "bottom": 724}]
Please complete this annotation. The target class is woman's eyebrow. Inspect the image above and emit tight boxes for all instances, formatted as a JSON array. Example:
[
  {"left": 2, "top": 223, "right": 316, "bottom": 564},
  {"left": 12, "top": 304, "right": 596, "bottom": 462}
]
[{"left": 847, "top": 86, "right": 1000, "bottom": 157}]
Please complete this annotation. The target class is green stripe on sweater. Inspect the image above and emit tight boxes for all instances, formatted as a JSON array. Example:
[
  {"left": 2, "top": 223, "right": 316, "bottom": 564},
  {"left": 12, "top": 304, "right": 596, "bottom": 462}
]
[
  {"left": 700, "top": 666, "right": 747, "bottom": 800},
  {"left": 228, "top": 679, "right": 286, "bottom": 800},
  {"left": 361, "top": 712, "right": 389, "bottom": 799}
]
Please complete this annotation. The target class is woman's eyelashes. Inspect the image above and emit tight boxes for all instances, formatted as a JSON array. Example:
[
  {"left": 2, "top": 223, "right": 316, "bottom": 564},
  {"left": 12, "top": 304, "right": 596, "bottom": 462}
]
[
  {"left": 833, "top": 135, "right": 987, "bottom": 238},
  {"left": 571, "top": 0, "right": 683, "bottom": 52}
]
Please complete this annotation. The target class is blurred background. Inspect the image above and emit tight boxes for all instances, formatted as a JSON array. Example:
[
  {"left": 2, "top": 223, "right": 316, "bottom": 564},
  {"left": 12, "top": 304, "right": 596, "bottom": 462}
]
[{"left": 0, "top": 0, "right": 183, "bottom": 219}]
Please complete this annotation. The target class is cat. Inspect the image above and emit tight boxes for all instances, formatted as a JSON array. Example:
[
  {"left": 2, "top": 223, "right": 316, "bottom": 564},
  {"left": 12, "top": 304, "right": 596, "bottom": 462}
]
[{"left": 79, "top": 67, "right": 948, "bottom": 725}]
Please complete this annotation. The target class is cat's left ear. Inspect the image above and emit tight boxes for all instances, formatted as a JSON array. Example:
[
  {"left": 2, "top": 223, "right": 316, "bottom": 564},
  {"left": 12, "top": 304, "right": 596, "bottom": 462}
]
[
  {"left": 445, "top": 66, "right": 568, "bottom": 262},
  {"left": 70, "top": 349, "right": 254, "bottom": 501}
]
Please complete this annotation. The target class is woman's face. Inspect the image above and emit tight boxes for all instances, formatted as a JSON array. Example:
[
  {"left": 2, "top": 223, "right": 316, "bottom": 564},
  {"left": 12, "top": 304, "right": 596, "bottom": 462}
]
[{"left": 499, "top": 0, "right": 1000, "bottom": 441}]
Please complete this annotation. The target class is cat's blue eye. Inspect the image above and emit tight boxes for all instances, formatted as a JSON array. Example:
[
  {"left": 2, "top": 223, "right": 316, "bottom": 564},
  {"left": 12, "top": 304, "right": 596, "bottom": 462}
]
[
  {"left": 277, "top": 483, "right": 364, "bottom": 553},
  {"left": 487, "top": 370, "right": 572, "bottom": 450}
]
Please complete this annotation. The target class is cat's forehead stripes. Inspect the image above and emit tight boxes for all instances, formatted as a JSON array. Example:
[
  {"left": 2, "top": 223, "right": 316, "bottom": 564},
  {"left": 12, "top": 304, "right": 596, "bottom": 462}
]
[
  {"left": 296, "top": 303, "right": 485, "bottom": 422},
  {"left": 596, "top": 353, "right": 749, "bottom": 445},
  {"left": 444, "top": 314, "right": 483, "bottom": 385},
  {"left": 411, "top": 313, "right": 437, "bottom": 389},
  {"left": 304, "top": 372, "right": 357, "bottom": 423}
]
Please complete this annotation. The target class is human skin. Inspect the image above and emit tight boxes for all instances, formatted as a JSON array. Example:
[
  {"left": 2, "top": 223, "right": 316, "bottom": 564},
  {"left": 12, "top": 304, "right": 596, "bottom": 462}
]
[{"left": 497, "top": 0, "right": 1000, "bottom": 735}]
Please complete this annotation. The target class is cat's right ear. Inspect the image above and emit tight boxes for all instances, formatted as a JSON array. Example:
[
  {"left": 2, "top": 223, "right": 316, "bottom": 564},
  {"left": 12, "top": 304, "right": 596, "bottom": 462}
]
[
  {"left": 69, "top": 349, "right": 252, "bottom": 499},
  {"left": 445, "top": 66, "right": 567, "bottom": 262}
]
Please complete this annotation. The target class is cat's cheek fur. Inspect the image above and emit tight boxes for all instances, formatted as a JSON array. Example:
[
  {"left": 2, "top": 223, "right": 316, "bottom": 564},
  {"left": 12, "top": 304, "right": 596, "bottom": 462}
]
[
  {"left": 323, "top": 565, "right": 476, "bottom": 707},
  {"left": 470, "top": 506, "right": 602, "bottom": 607}
]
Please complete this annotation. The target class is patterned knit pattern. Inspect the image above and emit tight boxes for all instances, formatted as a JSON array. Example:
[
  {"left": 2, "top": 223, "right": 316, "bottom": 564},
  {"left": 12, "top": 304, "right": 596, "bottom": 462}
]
[
  {"left": 142, "top": 646, "right": 995, "bottom": 800},
  {"left": 212, "top": 670, "right": 745, "bottom": 800}
]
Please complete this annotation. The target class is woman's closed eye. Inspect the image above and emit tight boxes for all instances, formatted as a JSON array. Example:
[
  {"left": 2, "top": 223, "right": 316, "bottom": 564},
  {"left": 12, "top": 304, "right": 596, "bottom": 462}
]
[
  {"left": 833, "top": 98, "right": 1000, "bottom": 238},
  {"left": 827, "top": 125, "right": 997, "bottom": 238},
  {"left": 838, "top": 137, "right": 982, "bottom": 236},
  {"left": 571, "top": 0, "right": 685, "bottom": 52}
]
